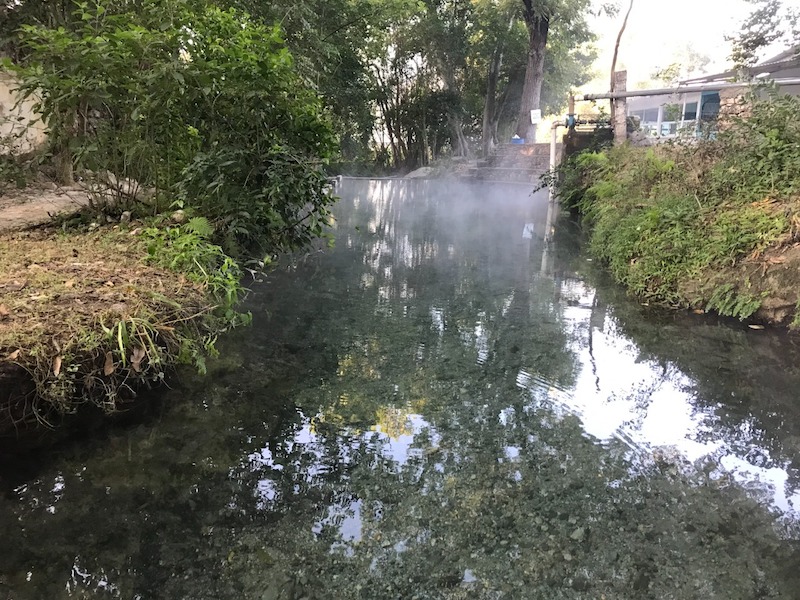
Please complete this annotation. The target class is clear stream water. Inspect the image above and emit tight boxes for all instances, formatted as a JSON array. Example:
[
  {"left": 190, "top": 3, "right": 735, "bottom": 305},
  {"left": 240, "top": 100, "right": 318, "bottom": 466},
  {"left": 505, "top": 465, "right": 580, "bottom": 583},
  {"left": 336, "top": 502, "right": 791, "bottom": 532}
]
[{"left": 2, "top": 179, "right": 800, "bottom": 599}]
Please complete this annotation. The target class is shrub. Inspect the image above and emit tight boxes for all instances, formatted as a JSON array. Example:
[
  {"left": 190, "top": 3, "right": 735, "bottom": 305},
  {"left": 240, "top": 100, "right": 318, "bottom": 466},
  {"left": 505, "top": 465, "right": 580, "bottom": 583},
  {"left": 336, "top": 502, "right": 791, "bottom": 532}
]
[
  {"left": 557, "top": 92, "right": 800, "bottom": 317},
  {"left": 12, "top": 0, "right": 336, "bottom": 257}
]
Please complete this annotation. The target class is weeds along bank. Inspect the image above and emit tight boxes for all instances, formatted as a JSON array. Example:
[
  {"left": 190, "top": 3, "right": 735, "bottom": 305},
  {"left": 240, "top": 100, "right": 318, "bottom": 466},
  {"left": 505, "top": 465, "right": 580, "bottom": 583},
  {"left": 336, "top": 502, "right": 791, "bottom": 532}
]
[
  {"left": 0, "top": 1, "right": 337, "bottom": 439},
  {"left": 558, "top": 91, "right": 800, "bottom": 327}
]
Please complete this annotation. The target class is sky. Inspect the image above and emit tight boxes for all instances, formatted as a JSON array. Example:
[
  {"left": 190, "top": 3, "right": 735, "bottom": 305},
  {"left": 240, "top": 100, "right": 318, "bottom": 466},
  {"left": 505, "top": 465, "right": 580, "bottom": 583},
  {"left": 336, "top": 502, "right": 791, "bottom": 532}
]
[{"left": 583, "top": 0, "right": 758, "bottom": 91}]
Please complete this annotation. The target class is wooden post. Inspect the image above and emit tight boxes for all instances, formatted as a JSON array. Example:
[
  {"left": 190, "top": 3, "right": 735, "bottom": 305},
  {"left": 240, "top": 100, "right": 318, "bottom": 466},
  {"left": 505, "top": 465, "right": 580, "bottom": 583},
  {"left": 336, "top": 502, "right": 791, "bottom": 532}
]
[{"left": 612, "top": 70, "right": 628, "bottom": 145}]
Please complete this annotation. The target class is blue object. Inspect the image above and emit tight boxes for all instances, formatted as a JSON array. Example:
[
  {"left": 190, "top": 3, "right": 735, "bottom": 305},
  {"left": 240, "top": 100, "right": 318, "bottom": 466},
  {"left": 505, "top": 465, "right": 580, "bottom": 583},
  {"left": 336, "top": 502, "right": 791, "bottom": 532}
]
[{"left": 510, "top": 136, "right": 525, "bottom": 145}]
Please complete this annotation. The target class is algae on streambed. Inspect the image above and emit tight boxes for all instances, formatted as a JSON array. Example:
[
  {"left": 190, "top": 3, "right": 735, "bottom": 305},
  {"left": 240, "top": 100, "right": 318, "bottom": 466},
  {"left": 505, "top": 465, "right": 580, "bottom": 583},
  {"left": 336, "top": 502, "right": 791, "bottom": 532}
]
[{"left": 2, "top": 180, "right": 799, "bottom": 599}]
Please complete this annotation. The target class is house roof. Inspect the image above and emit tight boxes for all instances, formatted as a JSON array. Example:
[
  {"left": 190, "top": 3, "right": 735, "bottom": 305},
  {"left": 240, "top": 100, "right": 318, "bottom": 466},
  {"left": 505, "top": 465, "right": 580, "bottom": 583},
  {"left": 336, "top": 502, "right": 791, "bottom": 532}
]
[{"left": 681, "top": 45, "right": 800, "bottom": 85}]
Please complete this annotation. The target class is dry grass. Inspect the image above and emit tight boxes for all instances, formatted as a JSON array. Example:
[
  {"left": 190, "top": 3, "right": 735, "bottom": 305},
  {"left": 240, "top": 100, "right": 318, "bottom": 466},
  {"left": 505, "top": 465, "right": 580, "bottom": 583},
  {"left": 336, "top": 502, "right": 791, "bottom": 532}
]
[{"left": 0, "top": 226, "right": 213, "bottom": 432}]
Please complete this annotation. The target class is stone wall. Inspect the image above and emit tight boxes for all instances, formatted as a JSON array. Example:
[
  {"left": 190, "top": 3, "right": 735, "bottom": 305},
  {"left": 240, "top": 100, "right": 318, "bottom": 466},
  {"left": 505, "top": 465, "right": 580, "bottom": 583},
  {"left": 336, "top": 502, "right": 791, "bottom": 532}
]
[
  {"left": 717, "top": 86, "right": 751, "bottom": 129},
  {"left": 0, "top": 71, "right": 48, "bottom": 155}
]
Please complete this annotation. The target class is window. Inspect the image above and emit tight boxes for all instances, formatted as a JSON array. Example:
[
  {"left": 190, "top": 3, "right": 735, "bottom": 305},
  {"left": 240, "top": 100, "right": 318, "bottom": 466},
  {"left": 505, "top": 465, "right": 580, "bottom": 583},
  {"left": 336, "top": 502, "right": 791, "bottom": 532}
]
[
  {"left": 683, "top": 102, "right": 698, "bottom": 120},
  {"left": 700, "top": 92, "right": 720, "bottom": 120},
  {"left": 661, "top": 122, "right": 678, "bottom": 136}
]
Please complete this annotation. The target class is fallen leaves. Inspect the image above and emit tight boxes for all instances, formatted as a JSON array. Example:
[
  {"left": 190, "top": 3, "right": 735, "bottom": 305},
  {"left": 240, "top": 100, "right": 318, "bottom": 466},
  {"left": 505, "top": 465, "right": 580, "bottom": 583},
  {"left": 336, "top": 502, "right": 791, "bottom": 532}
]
[
  {"left": 103, "top": 351, "right": 115, "bottom": 376},
  {"left": 0, "top": 228, "right": 213, "bottom": 415},
  {"left": 4, "top": 280, "right": 27, "bottom": 292},
  {"left": 131, "top": 346, "right": 146, "bottom": 372}
]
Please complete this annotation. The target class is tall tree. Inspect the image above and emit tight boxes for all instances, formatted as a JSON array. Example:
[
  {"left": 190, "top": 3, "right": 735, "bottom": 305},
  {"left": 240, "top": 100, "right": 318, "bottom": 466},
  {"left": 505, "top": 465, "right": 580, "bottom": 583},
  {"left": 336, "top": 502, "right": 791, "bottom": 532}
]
[
  {"left": 419, "top": 0, "right": 474, "bottom": 157},
  {"left": 472, "top": 0, "right": 521, "bottom": 154},
  {"left": 516, "top": 0, "right": 550, "bottom": 141},
  {"left": 731, "top": 0, "right": 799, "bottom": 67},
  {"left": 515, "top": 0, "right": 602, "bottom": 142}
]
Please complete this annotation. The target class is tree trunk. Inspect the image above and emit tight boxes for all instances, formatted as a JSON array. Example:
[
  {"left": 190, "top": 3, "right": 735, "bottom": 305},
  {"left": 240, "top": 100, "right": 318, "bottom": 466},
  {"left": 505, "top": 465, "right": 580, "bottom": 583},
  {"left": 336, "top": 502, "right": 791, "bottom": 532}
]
[
  {"left": 610, "top": 0, "right": 634, "bottom": 92},
  {"left": 448, "top": 114, "right": 471, "bottom": 158},
  {"left": 421, "top": 106, "right": 430, "bottom": 165},
  {"left": 482, "top": 16, "right": 514, "bottom": 155},
  {"left": 516, "top": 2, "right": 549, "bottom": 142},
  {"left": 54, "top": 144, "right": 74, "bottom": 185},
  {"left": 376, "top": 93, "right": 399, "bottom": 168},
  {"left": 482, "top": 48, "right": 502, "bottom": 156},
  {"left": 53, "top": 107, "right": 76, "bottom": 185},
  {"left": 610, "top": 0, "right": 634, "bottom": 145}
]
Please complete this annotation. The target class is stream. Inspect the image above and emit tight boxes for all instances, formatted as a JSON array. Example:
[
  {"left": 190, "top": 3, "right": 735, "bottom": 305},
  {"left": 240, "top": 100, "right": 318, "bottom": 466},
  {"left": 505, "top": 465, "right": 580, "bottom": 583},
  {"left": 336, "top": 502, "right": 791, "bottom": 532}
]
[{"left": 2, "top": 179, "right": 800, "bottom": 599}]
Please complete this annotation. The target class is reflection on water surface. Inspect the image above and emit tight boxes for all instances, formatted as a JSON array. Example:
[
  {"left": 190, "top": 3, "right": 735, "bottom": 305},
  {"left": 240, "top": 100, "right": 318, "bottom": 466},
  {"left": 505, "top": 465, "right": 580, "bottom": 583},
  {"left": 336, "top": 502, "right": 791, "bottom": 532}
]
[{"left": 2, "top": 179, "right": 800, "bottom": 599}]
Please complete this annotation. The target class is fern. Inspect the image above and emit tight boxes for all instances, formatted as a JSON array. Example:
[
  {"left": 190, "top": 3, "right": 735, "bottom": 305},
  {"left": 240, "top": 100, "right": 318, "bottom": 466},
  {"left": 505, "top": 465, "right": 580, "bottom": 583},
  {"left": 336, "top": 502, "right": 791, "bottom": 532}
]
[{"left": 184, "top": 216, "right": 214, "bottom": 238}]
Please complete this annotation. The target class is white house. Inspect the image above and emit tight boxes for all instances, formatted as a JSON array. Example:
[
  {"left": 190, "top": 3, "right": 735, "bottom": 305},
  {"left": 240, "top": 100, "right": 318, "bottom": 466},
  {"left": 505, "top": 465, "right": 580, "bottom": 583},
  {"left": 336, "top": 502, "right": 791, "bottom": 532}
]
[{"left": 627, "top": 46, "right": 800, "bottom": 138}]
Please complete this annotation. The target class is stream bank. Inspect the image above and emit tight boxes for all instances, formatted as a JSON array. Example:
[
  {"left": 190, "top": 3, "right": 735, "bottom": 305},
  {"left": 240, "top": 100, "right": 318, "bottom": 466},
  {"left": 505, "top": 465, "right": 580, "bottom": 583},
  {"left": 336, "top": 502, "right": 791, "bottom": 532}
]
[
  {"left": 557, "top": 92, "right": 800, "bottom": 327},
  {"left": 0, "top": 221, "right": 248, "bottom": 441}
]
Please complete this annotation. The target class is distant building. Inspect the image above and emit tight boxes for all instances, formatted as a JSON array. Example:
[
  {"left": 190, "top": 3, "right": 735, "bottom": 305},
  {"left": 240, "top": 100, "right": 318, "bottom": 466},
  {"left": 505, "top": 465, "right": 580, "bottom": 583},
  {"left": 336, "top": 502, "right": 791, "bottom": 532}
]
[
  {"left": 626, "top": 46, "right": 800, "bottom": 138},
  {"left": 627, "top": 91, "right": 711, "bottom": 138}
]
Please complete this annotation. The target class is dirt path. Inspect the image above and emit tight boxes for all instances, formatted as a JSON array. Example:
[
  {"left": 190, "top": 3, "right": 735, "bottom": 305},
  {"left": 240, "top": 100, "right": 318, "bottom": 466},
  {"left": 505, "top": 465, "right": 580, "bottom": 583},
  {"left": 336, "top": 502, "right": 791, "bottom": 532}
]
[{"left": 0, "top": 184, "right": 92, "bottom": 232}]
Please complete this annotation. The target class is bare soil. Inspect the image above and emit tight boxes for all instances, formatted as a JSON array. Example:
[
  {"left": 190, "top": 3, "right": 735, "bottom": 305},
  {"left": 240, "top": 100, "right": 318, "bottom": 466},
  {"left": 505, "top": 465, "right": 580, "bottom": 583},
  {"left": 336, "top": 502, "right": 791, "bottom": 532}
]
[{"left": 0, "top": 183, "right": 91, "bottom": 232}]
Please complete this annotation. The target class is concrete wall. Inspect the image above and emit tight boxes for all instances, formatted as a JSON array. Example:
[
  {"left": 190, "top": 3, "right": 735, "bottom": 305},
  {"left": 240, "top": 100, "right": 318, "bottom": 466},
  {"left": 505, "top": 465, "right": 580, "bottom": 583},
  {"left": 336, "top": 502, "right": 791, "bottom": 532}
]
[{"left": 0, "top": 71, "right": 48, "bottom": 155}]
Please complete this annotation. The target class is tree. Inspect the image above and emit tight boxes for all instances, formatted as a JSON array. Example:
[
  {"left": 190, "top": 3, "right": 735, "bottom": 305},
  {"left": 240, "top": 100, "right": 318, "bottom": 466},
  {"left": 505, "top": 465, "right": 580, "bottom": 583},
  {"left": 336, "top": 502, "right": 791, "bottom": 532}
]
[
  {"left": 4, "top": 0, "right": 603, "bottom": 176},
  {"left": 650, "top": 46, "right": 711, "bottom": 86},
  {"left": 471, "top": 0, "right": 521, "bottom": 154},
  {"left": 515, "top": 0, "right": 595, "bottom": 142},
  {"left": 731, "top": 0, "right": 800, "bottom": 67},
  {"left": 223, "top": 0, "right": 384, "bottom": 168},
  {"left": 516, "top": 0, "right": 550, "bottom": 141},
  {"left": 13, "top": 0, "right": 336, "bottom": 256}
]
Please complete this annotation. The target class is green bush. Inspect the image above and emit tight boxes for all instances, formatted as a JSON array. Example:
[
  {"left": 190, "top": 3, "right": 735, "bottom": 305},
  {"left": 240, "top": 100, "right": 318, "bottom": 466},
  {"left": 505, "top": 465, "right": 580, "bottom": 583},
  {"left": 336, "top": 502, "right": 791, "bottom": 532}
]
[
  {"left": 707, "top": 90, "right": 800, "bottom": 202},
  {"left": 12, "top": 0, "right": 336, "bottom": 257}
]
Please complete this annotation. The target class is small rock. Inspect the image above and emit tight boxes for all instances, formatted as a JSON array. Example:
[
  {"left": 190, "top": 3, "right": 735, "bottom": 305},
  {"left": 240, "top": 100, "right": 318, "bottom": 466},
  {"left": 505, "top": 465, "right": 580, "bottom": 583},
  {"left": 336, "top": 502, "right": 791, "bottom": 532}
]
[
  {"left": 120, "top": 211, "right": 132, "bottom": 224},
  {"left": 110, "top": 302, "right": 127, "bottom": 314},
  {"left": 570, "top": 527, "right": 585, "bottom": 541},
  {"left": 171, "top": 209, "right": 187, "bottom": 224},
  {"left": 632, "top": 572, "right": 651, "bottom": 590},
  {"left": 570, "top": 575, "right": 590, "bottom": 591}
]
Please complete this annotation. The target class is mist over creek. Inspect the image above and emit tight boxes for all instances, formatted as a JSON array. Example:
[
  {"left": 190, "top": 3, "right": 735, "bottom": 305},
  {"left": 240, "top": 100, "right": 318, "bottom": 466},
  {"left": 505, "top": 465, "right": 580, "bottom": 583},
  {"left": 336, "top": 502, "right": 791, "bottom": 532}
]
[{"left": 2, "top": 178, "right": 800, "bottom": 599}]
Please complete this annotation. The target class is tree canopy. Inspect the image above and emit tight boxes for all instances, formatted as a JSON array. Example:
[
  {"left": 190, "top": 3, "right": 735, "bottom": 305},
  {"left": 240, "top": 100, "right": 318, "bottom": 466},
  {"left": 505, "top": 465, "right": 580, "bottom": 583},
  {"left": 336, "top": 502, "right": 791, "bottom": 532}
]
[
  {"left": 2, "top": 0, "right": 602, "bottom": 176},
  {"left": 731, "top": 0, "right": 799, "bottom": 67}
]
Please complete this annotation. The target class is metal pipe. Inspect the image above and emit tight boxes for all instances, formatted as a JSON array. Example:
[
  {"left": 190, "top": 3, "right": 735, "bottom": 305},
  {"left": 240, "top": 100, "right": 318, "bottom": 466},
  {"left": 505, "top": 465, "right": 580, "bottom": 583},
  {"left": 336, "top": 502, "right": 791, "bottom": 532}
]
[
  {"left": 581, "top": 77, "right": 800, "bottom": 100},
  {"left": 545, "top": 121, "right": 562, "bottom": 244}
]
